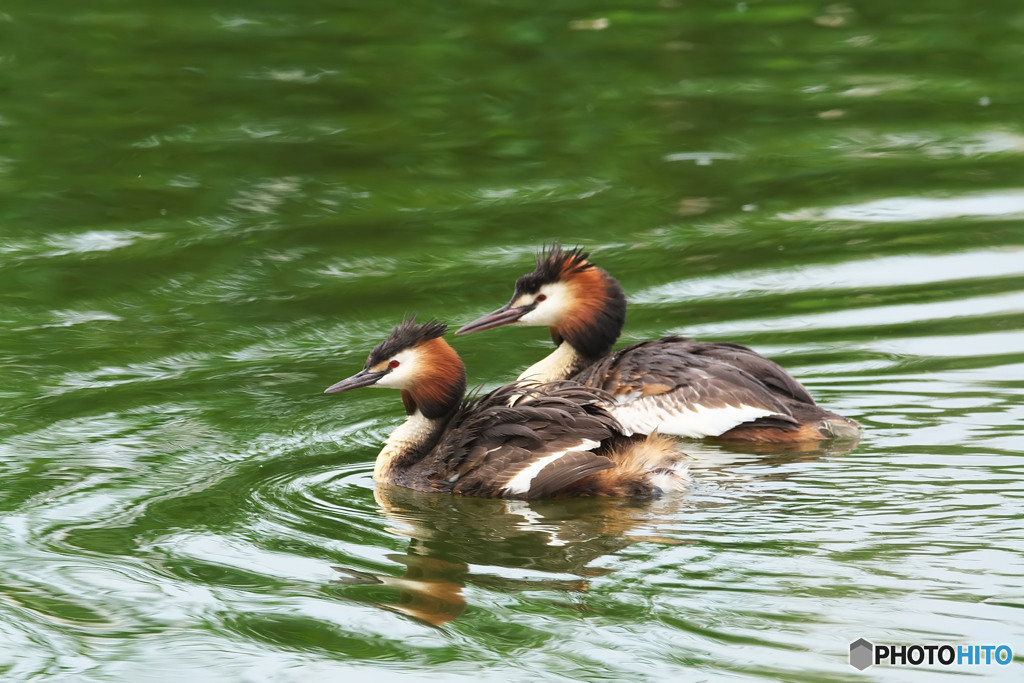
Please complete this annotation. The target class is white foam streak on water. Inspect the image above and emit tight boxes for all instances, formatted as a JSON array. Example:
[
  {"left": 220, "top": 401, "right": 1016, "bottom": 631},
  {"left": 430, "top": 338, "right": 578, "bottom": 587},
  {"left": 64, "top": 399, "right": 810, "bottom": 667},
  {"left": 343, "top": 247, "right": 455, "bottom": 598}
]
[
  {"left": 632, "top": 248, "right": 1024, "bottom": 303},
  {"left": 662, "top": 292, "right": 1024, "bottom": 339},
  {"left": 780, "top": 190, "right": 1024, "bottom": 223},
  {"left": 167, "top": 533, "right": 341, "bottom": 583},
  {"left": 838, "top": 130, "right": 1024, "bottom": 159}
]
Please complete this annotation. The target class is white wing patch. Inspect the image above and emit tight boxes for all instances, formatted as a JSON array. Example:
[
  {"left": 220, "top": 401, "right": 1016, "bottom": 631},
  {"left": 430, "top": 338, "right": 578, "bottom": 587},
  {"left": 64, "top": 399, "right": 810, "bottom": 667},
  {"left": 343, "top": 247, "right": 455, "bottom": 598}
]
[
  {"left": 607, "top": 397, "right": 774, "bottom": 438},
  {"left": 501, "top": 439, "right": 602, "bottom": 495}
]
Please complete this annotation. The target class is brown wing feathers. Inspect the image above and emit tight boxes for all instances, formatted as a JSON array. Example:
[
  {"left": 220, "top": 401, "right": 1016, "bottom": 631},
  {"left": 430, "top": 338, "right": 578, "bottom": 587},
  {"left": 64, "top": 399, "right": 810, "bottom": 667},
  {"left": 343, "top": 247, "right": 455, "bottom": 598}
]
[
  {"left": 569, "top": 336, "right": 860, "bottom": 441},
  {"left": 427, "top": 381, "right": 624, "bottom": 498},
  {"left": 575, "top": 336, "right": 808, "bottom": 416},
  {"left": 690, "top": 340, "right": 816, "bottom": 405},
  {"left": 513, "top": 450, "right": 615, "bottom": 499}
]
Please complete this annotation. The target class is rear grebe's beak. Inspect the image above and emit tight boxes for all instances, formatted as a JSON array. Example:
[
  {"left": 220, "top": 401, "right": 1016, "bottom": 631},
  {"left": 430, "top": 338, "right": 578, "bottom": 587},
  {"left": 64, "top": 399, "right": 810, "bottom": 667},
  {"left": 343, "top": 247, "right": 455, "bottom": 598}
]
[
  {"left": 324, "top": 368, "right": 388, "bottom": 394},
  {"left": 455, "top": 302, "right": 534, "bottom": 335}
]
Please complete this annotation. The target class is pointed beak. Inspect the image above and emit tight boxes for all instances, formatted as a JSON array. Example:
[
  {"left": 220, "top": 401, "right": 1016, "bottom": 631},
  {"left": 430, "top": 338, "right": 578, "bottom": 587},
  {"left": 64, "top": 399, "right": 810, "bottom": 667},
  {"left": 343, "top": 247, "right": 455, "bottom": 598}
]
[
  {"left": 324, "top": 369, "right": 387, "bottom": 394},
  {"left": 455, "top": 302, "right": 533, "bottom": 335}
]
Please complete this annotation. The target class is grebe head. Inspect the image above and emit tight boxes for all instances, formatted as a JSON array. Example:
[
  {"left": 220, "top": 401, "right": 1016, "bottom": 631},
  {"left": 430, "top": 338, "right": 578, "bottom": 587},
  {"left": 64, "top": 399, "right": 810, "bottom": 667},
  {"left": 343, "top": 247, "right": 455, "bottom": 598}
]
[
  {"left": 456, "top": 244, "right": 626, "bottom": 359},
  {"left": 325, "top": 317, "right": 466, "bottom": 418}
]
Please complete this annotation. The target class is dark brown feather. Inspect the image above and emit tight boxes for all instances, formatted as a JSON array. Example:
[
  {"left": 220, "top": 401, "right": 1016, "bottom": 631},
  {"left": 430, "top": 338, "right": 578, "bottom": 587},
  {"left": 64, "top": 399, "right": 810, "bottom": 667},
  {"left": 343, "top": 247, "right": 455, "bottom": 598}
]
[
  {"left": 514, "top": 450, "right": 616, "bottom": 499},
  {"left": 409, "top": 381, "right": 630, "bottom": 499},
  {"left": 574, "top": 336, "right": 798, "bottom": 413}
]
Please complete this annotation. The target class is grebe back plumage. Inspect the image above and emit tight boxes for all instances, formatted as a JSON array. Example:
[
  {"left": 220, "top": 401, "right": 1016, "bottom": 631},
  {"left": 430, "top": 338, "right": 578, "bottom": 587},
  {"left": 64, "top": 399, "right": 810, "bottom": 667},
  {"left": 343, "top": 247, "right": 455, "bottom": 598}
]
[{"left": 324, "top": 317, "right": 688, "bottom": 499}]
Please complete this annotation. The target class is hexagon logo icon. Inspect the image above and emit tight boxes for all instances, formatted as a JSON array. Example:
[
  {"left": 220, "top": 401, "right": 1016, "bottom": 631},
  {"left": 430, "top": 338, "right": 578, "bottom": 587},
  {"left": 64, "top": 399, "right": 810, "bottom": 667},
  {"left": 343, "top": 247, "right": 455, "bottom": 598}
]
[{"left": 849, "top": 638, "right": 874, "bottom": 670}]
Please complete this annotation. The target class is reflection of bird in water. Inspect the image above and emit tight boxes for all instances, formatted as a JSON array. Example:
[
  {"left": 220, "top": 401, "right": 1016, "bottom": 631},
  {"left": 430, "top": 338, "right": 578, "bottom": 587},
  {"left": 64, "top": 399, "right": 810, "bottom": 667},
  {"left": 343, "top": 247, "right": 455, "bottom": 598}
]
[
  {"left": 332, "top": 484, "right": 687, "bottom": 626},
  {"left": 332, "top": 553, "right": 469, "bottom": 627},
  {"left": 328, "top": 439, "right": 861, "bottom": 625},
  {"left": 323, "top": 318, "right": 688, "bottom": 499},
  {"left": 456, "top": 244, "right": 860, "bottom": 444}
]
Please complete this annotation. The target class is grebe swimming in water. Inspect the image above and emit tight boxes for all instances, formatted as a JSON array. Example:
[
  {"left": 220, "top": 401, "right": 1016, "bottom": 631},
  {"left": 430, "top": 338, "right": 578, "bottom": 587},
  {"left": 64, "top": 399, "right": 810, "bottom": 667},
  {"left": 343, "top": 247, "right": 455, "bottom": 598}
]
[
  {"left": 324, "top": 317, "right": 688, "bottom": 499},
  {"left": 456, "top": 245, "right": 859, "bottom": 444}
]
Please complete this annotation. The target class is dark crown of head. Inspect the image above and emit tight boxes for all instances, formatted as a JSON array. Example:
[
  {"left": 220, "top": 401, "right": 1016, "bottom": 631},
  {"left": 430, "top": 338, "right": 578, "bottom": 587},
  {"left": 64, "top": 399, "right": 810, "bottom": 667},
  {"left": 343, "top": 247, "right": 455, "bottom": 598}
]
[
  {"left": 514, "top": 243, "right": 593, "bottom": 295},
  {"left": 368, "top": 316, "right": 447, "bottom": 365}
]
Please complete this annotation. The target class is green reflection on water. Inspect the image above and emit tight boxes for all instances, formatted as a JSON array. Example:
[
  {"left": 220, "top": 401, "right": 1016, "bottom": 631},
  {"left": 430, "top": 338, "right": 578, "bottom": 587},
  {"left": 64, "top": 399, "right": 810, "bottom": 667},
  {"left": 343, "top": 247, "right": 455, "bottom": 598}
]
[{"left": 1, "top": 0, "right": 1023, "bottom": 680}]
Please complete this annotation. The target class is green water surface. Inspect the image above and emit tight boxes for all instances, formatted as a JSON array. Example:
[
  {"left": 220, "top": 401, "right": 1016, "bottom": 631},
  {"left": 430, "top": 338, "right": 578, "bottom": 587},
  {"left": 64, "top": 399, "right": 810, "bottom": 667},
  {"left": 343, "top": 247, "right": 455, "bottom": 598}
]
[{"left": 2, "top": 1, "right": 1023, "bottom": 681}]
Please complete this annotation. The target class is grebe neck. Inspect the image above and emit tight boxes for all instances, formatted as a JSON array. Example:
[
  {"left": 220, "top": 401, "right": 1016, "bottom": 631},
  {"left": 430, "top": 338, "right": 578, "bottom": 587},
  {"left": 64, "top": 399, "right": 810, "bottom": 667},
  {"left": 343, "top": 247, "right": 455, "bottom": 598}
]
[
  {"left": 374, "top": 410, "right": 451, "bottom": 482},
  {"left": 516, "top": 342, "right": 591, "bottom": 383}
]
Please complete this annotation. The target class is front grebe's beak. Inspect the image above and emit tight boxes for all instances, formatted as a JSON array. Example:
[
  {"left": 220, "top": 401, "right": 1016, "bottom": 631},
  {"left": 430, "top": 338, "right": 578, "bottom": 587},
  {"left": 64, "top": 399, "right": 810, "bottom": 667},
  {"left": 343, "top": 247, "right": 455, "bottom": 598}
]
[{"left": 324, "top": 368, "right": 388, "bottom": 394}]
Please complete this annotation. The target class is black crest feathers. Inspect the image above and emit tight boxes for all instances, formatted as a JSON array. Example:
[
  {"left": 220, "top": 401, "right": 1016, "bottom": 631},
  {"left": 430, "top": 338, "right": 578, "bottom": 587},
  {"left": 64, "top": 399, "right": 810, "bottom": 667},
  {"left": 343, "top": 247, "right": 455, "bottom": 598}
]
[
  {"left": 367, "top": 316, "right": 448, "bottom": 366},
  {"left": 514, "top": 243, "right": 593, "bottom": 296}
]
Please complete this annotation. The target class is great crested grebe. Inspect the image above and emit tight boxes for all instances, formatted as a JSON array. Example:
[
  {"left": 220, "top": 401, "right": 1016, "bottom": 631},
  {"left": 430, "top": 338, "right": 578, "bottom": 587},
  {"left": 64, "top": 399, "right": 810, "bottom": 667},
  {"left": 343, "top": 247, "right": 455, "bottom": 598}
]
[
  {"left": 455, "top": 245, "right": 860, "bottom": 443},
  {"left": 323, "top": 317, "right": 688, "bottom": 499}
]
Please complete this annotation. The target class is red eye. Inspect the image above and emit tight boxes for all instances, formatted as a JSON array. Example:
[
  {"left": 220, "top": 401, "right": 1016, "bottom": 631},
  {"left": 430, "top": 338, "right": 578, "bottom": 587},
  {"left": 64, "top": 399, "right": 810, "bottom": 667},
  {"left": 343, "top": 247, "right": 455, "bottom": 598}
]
[
  {"left": 389, "top": 360, "right": 400, "bottom": 369},
  {"left": 536, "top": 294, "right": 547, "bottom": 302}
]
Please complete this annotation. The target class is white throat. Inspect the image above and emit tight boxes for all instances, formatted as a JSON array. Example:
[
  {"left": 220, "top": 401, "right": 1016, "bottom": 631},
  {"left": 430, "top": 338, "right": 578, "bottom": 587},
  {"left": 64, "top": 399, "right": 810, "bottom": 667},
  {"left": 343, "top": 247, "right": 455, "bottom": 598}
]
[
  {"left": 516, "top": 342, "right": 583, "bottom": 383},
  {"left": 375, "top": 411, "right": 444, "bottom": 481}
]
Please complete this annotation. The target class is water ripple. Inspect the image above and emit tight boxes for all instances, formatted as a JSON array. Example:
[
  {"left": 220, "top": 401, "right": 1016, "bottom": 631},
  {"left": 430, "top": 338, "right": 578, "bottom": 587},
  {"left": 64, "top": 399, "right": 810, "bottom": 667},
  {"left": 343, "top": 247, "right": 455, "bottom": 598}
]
[
  {"left": 783, "top": 190, "right": 1024, "bottom": 223},
  {"left": 632, "top": 248, "right": 1024, "bottom": 302}
]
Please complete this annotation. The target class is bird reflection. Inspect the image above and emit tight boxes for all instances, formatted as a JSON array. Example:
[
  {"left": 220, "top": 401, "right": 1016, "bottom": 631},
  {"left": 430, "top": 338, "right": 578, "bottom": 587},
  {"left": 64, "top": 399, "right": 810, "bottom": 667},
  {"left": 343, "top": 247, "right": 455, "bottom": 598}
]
[
  {"left": 329, "top": 437, "right": 859, "bottom": 625},
  {"left": 332, "top": 484, "right": 685, "bottom": 625},
  {"left": 711, "top": 428, "right": 861, "bottom": 459}
]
